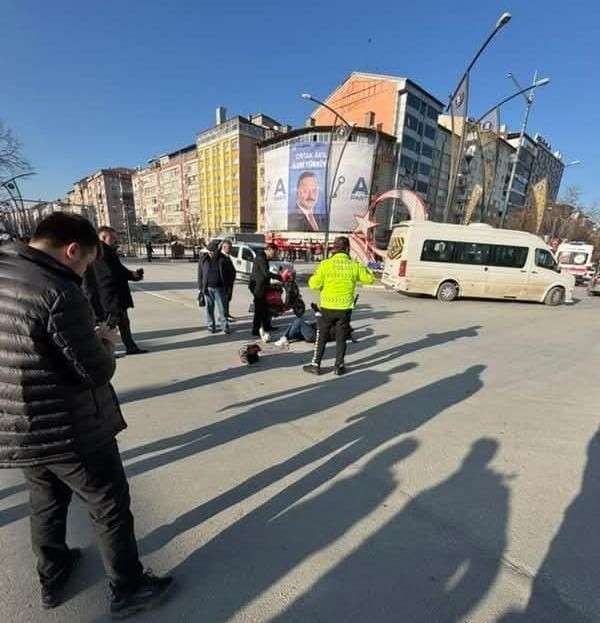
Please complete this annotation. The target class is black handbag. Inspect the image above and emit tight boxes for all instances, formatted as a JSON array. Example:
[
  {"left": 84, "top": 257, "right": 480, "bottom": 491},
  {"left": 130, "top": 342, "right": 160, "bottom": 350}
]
[{"left": 197, "top": 292, "right": 206, "bottom": 307}]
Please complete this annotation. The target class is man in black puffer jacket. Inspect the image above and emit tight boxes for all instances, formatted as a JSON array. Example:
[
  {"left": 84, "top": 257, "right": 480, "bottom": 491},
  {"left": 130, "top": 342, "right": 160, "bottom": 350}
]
[
  {"left": 84, "top": 226, "right": 147, "bottom": 355},
  {"left": 0, "top": 213, "right": 173, "bottom": 618}
]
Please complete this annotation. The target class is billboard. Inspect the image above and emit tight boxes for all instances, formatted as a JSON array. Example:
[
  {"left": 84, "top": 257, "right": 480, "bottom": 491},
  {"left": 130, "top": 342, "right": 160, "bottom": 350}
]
[{"left": 263, "top": 140, "right": 375, "bottom": 233}]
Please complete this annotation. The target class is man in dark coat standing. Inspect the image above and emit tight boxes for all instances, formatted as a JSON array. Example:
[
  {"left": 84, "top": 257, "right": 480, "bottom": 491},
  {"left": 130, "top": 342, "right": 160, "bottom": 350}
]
[
  {"left": 0, "top": 213, "right": 173, "bottom": 618},
  {"left": 197, "top": 240, "right": 236, "bottom": 334},
  {"left": 85, "top": 226, "right": 147, "bottom": 355},
  {"left": 249, "top": 242, "right": 279, "bottom": 341}
]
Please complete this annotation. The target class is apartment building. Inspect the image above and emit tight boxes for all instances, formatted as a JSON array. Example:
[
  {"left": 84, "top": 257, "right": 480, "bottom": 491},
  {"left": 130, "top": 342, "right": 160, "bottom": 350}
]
[
  {"left": 132, "top": 144, "right": 199, "bottom": 240},
  {"left": 67, "top": 168, "right": 135, "bottom": 237}
]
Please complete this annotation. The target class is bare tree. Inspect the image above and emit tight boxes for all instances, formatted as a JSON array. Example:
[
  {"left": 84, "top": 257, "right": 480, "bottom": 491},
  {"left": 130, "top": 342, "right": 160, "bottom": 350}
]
[
  {"left": 0, "top": 121, "right": 31, "bottom": 178},
  {"left": 559, "top": 185, "right": 581, "bottom": 207}
]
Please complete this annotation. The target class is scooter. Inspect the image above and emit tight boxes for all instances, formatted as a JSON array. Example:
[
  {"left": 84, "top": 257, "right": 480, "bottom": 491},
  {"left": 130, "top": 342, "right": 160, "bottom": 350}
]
[{"left": 264, "top": 268, "right": 306, "bottom": 318}]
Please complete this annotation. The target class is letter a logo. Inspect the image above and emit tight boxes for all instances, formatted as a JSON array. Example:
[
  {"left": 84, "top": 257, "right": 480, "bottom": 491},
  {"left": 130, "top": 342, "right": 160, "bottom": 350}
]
[{"left": 274, "top": 178, "right": 286, "bottom": 196}]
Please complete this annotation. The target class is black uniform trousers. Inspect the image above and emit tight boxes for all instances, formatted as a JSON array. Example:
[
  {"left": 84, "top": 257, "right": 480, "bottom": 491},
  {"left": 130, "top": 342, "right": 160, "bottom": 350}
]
[
  {"left": 117, "top": 310, "right": 138, "bottom": 352},
  {"left": 22, "top": 440, "right": 143, "bottom": 590},
  {"left": 252, "top": 296, "right": 272, "bottom": 334},
  {"left": 312, "top": 308, "right": 352, "bottom": 368}
]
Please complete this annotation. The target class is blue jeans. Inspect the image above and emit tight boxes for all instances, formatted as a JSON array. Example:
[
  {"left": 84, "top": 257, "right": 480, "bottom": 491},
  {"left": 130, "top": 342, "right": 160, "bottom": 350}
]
[
  {"left": 284, "top": 317, "right": 314, "bottom": 341},
  {"left": 205, "top": 287, "right": 228, "bottom": 331}
]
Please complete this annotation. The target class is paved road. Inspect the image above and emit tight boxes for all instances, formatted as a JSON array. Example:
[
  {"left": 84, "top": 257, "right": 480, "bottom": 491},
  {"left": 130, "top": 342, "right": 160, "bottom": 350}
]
[{"left": 1, "top": 261, "right": 598, "bottom": 622}]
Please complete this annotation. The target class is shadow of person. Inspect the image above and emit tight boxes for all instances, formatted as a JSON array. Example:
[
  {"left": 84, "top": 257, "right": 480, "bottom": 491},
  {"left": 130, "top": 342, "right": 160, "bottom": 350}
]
[
  {"left": 122, "top": 358, "right": 414, "bottom": 479},
  {"left": 138, "top": 365, "right": 485, "bottom": 565},
  {"left": 499, "top": 432, "right": 600, "bottom": 623},
  {"left": 0, "top": 482, "right": 27, "bottom": 501},
  {"left": 350, "top": 325, "right": 483, "bottom": 371},
  {"left": 222, "top": 326, "right": 482, "bottom": 413},
  {"left": 269, "top": 438, "right": 509, "bottom": 623},
  {"left": 140, "top": 438, "right": 419, "bottom": 623},
  {"left": 118, "top": 333, "right": 386, "bottom": 405},
  {"left": 0, "top": 502, "right": 29, "bottom": 528}
]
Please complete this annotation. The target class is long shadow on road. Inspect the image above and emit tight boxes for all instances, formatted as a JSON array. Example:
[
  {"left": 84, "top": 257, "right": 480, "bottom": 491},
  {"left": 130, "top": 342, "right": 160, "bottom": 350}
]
[
  {"left": 268, "top": 438, "right": 509, "bottom": 623},
  {"left": 499, "top": 432, "right": 600, "bottom": 623},
  {"left": 118, "top": 333, "right": 386, "bottom": 405},
  {"left": 138, "top": 365, "right": 493, "bottom": 623},
  {"left": 137, "top": 363, "right": 487, "bottom": 561}
]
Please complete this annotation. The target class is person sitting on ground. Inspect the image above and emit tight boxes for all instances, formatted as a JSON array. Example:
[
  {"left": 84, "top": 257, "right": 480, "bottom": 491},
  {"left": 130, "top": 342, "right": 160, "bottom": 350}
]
[{"left": 275, "top": 306, "right": 356, "bottom": 347}]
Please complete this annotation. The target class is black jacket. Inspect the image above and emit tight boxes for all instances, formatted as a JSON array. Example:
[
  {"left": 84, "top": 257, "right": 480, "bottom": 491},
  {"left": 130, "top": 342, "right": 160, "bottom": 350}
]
[
  {"left": 0, "top": 242, "right": 126, "bottom": 468},
  {"left": 84, "top": 242, "right": 136, "bottom": 320},
  {"left": 197, "top": 252, "right": 236, "bottom": 294},
  {"left": 249, "top": 251, "right": 271, "bottom": 299}
]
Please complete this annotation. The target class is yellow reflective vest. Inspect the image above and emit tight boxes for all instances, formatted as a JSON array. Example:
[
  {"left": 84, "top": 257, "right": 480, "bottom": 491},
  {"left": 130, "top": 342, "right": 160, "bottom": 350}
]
[{"left": 308, "top": 253, "right": 375, "bottom": 310}]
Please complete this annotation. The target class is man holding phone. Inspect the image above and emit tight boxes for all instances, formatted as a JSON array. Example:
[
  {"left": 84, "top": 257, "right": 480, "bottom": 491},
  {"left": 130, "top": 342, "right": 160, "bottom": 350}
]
[{"left": 84, "top": 226, "right": 148, "bottom": 355}]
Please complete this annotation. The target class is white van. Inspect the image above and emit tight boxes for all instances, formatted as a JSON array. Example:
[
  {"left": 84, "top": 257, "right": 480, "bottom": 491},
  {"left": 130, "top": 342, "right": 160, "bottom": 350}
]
[
  {"left": 555, "top": 241, "right": 594, "bottom": 285},
  {"left": 382, "top": 222, "right": 575, "bottom": 305}
]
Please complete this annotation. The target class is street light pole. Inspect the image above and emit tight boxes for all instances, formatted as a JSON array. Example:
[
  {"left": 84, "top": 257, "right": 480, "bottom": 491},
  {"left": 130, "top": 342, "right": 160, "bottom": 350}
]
[
  {"left": 0, "top": 172, "right": 35, "bottom": 236},
  {"left": 444, "top": 12, "right": 512, "bottom": 223},
  {"left": 499, "top": 71, "right": 543, "bottom": 228},
  {"left": 301, "top": 93, "right": 352, "bottom": 258}
]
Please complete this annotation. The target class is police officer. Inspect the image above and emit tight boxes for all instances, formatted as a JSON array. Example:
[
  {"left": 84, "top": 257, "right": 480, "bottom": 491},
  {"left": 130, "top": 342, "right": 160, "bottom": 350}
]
[{"left": 303, "top": 236, "right": 374, "bottom": 375}]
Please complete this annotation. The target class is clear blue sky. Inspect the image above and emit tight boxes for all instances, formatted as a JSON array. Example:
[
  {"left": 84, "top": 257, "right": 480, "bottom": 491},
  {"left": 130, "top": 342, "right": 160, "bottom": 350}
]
[{"left": 2, "top": 0, "right": 597, "bottom": 206}]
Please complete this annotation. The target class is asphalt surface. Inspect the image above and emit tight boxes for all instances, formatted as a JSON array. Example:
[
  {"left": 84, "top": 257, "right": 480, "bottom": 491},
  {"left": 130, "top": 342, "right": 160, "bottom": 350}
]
[{"left": 1, "top": 261, "right": 598, "bottom": 622}]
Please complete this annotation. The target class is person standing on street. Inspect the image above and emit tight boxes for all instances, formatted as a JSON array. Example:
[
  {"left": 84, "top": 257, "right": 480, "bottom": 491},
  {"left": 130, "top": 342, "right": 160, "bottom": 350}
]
[
  {"left": 249, "top": 242, "right": 278, "bottom": 342},
  {"left": 220, "top": 239, "right": 237, "bottom": 322},
  {"left": 84, "top": 226, "right": 148, "bottom": 355},
  {"left": 303, "top": 236, "right": 374, "bottom": 376},
  {"left": 145, "top": 240, "right": 153, "bottom": 262},
  {"left": 0, "top": 213, "right": 174, "bottom": 618},
  {"left": 198, "top": 240, "right": 235, "bottom": 334}
]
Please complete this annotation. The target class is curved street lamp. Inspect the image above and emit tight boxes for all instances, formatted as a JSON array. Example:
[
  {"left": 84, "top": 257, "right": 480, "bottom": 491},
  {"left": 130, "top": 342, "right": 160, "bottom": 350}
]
[
  {"left": 301, "top": 93, "right": 351, "bottom": 128},
  {"left": 300, "top": 94, "right": 354, "bottom": 257},
  {"left": 1, "top": 171, "right": 36, "bottom": 236},
  {"left": 495, "top": 77, "right": 551, "bottom": 228},
  {"left": 477, "top": 78, "right": 550, "bottom": 125},
  {"left": 444, "top": 12, "right": 512, "bottom": 222}
]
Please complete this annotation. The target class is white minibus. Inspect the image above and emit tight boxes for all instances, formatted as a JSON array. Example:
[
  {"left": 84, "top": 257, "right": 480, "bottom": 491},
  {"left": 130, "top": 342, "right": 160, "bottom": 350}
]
[{"left": 382, "top": 222, "right": 575, "bottom": 305}]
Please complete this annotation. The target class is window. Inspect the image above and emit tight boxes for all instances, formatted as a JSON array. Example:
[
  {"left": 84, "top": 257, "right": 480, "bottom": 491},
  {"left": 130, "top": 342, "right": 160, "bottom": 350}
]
[
  {"left": 419, "top": 162, "right": 431, "bottom": 176},
  {"left": 230, "top": 245, "right": 240, "bottom": 258},
  {"left": 416, "top": 180, "right": 429, "bottom": 194},
  {"left": 405, "top": 114, "right": 419, "bottom": 131},
  {"left": 536, "top": 249, "right": 558, "bottom": 270},
  {"left": 424, "top": 125, "right": 436, "bottom": 140},
  {"left": 427, "top": 105, "right": 439, "bottom": 121},
  {"left": 403, "top": 135, "right": 418, "bottom": 153},
  {"left": 242, "top": 247, "right": 254, "bottom": 261},
  {"left": 400, "top": 154, "right": 416, "bottom": 173},
  {"left": 491, "top": 245, "right": 528, "bottom": 268},
  {"left": 421, "top": 144, "right": 433, "bottom": 158},
  {"left": 365, "top": 111, "right": 375, "bottom": 126},
  {"left": 557, "top": 250, "right": 589, "bottom": 265},
  {"left": 407, "top": 92, "right": 421, "bottom": 111},
  {"left": 421, "top": 240, "right": 456, "bottom": 262},
  {"left": 455, "top": 242, "right": 491, "bottom": 265}
]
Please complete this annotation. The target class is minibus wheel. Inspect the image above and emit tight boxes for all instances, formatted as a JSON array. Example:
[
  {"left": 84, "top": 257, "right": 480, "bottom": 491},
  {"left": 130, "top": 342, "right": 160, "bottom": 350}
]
[{"left": 437, "top": 281, "right": 459, "bottom": 302}]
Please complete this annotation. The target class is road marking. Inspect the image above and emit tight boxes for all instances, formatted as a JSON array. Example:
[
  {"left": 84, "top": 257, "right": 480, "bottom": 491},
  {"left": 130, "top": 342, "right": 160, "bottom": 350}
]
[{"left": 132, "top": 285, "right": 198, "bottom": 309}]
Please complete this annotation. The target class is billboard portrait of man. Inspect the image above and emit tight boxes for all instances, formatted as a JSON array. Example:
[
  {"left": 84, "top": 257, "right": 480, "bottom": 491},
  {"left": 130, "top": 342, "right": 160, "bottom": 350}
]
[
  {"left": 288, "top": 143, "right": 327, "bottom": 232},
  {"left": 289, "top": 172, "right": 325, "bottom": 232}
]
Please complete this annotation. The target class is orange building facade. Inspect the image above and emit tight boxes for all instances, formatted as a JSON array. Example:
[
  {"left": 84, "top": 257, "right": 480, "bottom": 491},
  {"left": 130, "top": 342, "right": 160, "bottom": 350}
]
[{"left": 310, "top": 72, "right": 445, "bottom": 206}]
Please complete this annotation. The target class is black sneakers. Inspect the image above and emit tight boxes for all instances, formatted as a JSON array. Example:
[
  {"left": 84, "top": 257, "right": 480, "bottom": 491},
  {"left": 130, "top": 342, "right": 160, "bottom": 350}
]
[
  {"left": 40, "top": 547, "right": 82, "bottom": 609},
  {"left": 110, "top": 571, "right": 175, "bottom": 620},
  {"left": 303, "top": 364, "right": 321, "bottom": 375}
]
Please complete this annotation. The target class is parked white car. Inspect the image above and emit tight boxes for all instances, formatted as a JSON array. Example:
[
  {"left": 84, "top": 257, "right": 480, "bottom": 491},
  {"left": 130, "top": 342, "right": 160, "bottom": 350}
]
[{"left": 202, "top": 241, "right": 293, "bottom": 281}]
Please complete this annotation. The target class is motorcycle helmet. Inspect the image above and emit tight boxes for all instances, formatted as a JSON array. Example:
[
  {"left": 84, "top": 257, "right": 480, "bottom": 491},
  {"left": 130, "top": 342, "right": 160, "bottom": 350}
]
[{"left": 280, "top": 268, "right": 295, "bottom": 283}]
